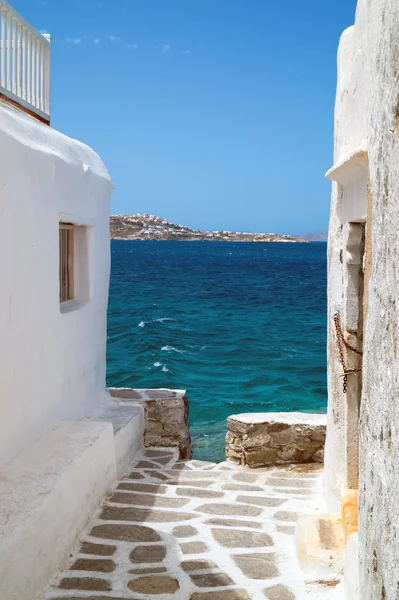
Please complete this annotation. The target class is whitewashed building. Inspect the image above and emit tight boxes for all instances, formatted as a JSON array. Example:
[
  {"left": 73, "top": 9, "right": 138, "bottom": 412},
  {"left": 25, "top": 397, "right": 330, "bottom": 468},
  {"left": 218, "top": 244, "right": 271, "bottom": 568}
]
[
  {"left": 0, "top": 4, "right": 143, "bottom": 599},
  {"left": 324, "top": 0, "right": 399, "bottom": 597}
]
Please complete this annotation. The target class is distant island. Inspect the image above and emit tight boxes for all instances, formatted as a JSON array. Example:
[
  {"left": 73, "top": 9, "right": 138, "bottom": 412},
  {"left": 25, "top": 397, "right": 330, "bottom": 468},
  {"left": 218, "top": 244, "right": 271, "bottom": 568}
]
[
  {"left": 301, "top": 232, "right": 328, "bottom": 242},
  {"left": 110, "top": 214, "right": 308, "bottom": 243}
]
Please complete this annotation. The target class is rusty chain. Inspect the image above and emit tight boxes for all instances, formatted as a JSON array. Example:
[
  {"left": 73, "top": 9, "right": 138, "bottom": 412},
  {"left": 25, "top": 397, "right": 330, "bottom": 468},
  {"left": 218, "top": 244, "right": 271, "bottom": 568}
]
[{"left": 333, "top": 312, "right": 363, "bottom": 394}]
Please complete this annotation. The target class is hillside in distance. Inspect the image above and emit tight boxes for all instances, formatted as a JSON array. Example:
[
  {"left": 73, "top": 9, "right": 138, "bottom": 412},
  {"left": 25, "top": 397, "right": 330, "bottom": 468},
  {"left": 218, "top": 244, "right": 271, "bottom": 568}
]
[
  {"left": 110, "top": 214, "right": 308, "bottom": 243},
  {"left": 301, "top": 232, "right": 328, "bottom": 242}
]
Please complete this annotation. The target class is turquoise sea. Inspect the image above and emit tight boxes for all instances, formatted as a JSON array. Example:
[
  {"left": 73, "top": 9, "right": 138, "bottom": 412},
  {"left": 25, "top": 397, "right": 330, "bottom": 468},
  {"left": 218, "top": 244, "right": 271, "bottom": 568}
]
[{"left": 107, "top": 241, "right": 327, "bottom": 462}]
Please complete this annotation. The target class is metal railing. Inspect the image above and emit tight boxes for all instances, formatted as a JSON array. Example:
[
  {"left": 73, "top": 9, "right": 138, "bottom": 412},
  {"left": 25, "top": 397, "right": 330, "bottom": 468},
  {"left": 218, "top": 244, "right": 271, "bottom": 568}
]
[{"left": 0, "top": 1, "right": 50, "bottom": 121}]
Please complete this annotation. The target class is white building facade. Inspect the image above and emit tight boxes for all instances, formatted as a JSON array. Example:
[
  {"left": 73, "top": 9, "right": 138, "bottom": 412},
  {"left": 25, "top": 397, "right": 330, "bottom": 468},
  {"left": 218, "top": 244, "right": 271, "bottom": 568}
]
[
  {"left": 326, "top": 0, "right": 399, "bottom": 597},
  {"left": 0, "top": 4, "right": 127, "bottom": 599}
]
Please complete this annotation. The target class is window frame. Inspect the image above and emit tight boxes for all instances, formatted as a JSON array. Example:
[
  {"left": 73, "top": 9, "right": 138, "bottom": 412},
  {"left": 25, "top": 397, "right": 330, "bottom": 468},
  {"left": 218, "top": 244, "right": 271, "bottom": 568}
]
[{"left": 59, "top": 222, "right": 75, "bottom": 304}]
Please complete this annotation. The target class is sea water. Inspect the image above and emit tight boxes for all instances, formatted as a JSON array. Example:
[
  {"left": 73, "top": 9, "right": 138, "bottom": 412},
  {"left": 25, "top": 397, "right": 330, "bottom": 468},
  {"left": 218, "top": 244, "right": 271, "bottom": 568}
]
[{"left": 107, "top": 240, "right": 327, "bottom": 462}]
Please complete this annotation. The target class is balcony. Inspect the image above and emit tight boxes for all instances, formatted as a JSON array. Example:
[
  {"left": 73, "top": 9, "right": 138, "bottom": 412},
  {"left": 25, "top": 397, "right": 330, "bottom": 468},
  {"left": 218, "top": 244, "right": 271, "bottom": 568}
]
[{"left": 0, "top": 1, "right": 50, "bottom": 123}]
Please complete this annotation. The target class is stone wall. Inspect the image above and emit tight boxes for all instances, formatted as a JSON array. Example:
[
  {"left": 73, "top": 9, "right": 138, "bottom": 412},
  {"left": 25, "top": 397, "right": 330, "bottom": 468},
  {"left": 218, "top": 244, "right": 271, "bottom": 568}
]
[
  {"left": 108, "top": 388, "right": 192, "bottom": 460},
  {"left": 226, "top": 413, "right": 326, "bottom": 468}
]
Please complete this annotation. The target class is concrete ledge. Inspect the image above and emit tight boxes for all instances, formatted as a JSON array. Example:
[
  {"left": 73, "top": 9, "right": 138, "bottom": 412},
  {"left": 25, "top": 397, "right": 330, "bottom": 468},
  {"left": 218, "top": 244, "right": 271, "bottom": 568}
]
[
  {"left": 108, "top": 388, "right": 192, "bottom": 460},
  {"left": 0, "top": 420, "right": 116, "bottom": 600},
  {"left": 226, "top": 412, "right": 327, "bottom": 468},
  {"left": 88, "top": 399, "right": 145, "bottom": 478}
]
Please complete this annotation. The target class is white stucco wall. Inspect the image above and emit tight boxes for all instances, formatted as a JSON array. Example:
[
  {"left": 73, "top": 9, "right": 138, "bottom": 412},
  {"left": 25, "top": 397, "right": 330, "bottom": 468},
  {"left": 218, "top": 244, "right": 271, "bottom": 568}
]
[
  {"left": 328, "top": 0, "right": 399, "bottom": 597},
  {"left": 324, "top": 2, "right": 369, "bottom": 510},
  {"left": 0, "top": 101, "right": 113, "bottom": 467},
  {"left": 357, "top": 1, "right": 399, "bottom": 598}
]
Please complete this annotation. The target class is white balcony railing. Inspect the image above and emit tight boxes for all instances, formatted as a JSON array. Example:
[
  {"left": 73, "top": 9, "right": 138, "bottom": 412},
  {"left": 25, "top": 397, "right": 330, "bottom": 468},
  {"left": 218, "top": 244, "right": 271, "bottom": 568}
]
[{"left": 0, "top": 1, "right": 50, "bottom": 122}]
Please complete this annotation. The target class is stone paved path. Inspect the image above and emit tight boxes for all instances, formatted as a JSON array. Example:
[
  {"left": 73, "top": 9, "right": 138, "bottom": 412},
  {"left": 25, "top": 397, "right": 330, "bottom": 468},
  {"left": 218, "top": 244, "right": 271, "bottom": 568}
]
[{"left": 45, "top": 450, "right": 343, "bottom": 600}]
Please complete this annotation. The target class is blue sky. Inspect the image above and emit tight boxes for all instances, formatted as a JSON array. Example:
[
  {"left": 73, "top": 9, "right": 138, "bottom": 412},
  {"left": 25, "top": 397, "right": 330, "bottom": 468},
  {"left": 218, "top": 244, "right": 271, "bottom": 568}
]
[{"left": 15, "top": 0, "right": 357, "bottom": 234}]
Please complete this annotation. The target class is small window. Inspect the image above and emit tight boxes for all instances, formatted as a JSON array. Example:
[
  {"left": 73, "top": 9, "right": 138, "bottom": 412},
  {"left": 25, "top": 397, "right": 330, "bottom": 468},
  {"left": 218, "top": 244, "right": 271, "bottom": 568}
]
[{"left": 59, "top": 223, "right": 75, "bottom": 302}]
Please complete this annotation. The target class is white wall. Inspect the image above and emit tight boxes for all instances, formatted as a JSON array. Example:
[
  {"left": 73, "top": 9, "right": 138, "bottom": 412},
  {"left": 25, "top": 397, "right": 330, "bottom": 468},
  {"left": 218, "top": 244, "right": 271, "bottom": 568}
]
[
  {"left": 0, "top": 101, "right": 113, "bottom": 467},
  {"left": 328, "top": 0, "right": 399, "bottom": 597},
  {"left": 324, "top": 3, "right": 369, "bottom": 509},
  {"left": 357, "top": 1, "right": 399, "bottom": 598}
]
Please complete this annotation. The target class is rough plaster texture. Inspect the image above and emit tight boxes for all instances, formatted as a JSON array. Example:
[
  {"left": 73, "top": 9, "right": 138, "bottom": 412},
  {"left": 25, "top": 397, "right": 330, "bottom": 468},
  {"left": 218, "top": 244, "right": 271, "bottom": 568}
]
[
  {"left": 226, "top": 413, "right": 326, "bottom": 468},
  {"left": 0, "top": 100, "right": 113, "bottom": 468},
  {"left": 324, "top": 4, "right": 369, "bottom": 510},
  {"left": 327, "top": 1, "right": 399, "bottom": 597},
  {"left": 356, "top": 1, "right": 399, "bottom": 598}
]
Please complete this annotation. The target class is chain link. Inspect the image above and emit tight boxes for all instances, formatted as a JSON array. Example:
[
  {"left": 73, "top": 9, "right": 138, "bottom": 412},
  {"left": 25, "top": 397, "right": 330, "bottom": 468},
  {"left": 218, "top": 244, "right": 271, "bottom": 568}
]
[{"left": 333, "top": 312, "right": 362, "bottom": 394}]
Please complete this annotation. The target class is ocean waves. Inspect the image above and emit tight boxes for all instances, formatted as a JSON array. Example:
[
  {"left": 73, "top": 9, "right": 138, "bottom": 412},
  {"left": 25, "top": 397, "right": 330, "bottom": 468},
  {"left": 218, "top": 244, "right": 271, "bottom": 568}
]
[{"left": 107, "top": 240, "right": 327, "bottom": 462}]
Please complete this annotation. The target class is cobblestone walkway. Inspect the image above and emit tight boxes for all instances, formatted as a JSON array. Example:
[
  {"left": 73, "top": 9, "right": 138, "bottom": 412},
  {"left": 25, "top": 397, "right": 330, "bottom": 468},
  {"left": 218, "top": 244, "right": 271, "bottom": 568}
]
[{"left": 45, "top": 450, "right": 342, "bottom": 600}]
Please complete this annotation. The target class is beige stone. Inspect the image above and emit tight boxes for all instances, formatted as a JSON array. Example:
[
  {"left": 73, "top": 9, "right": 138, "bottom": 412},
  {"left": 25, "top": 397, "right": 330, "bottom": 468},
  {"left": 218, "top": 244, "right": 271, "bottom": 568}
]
[
  {"left": 100, "top": 506, "right": 194, "bottom": 523},
  {"left": 190, "top": 572, "right": 235, "bottom": 587},
  {"left": 212, "top": 529, "right": 273, "bottom": 548},
  {"left": 52, "top": 597, "right": 131, "bottom": 600},
  {"left": 117, "top": 482, "right": 167, "bottom": 493},
  {"left": 176, "top": 487, "right": 224, "bottom": 499},
  {"left": 274, "top": 511, "right": 301, "bottom": 522},
  {"left": 129, "top": 566, "right": 168, "bottom": 574},
  {"left": 222, "top": 484, "right": 264, "bottom": 492},
  {"left": 191, "top": 591, "right": 251, "bottom": 600},
  {"left": 79, "top": 542, "right": 116, "bottom": 556},
  {"left": 181, "top": 559, "right": 218, "bottom": 572},
  {"left": 244, "top": 448, "right": 278, "bottom": 466},
  {"left": 90, "top": 523, "right": 161, "bottom": 543},
  {"left": 195, "top": 503, "right": 262, "bottom": 517},
  {"left": 70, "top": 559, "right": 115, "bottom": 573},
  {"left": 109, "top": 491, "right": 189, "bottom": 508},
  {"left": 172, "top": 525, "right": 198, "bottom": 538},
  {"left": 128, "top": 575, "right": 179, "bottom": 594},
  {"left": 180, "top": 541, "right": 209, "bottom": 554},
  {"left": 205, "top": 518, "right": 261, "bottom": 529},
  {"left": 233, "top": 553, "right": 279, "bottom": 580},
  {"left": 130, "top": 545, "right": 167, "bottom": 564},
  {"left": 276, "top": 525, "right": 296, "bottom": 535},
  {"left": 264, "top": 584, "right": 296, "bottom": 600},
  {"left": 58, "top": 578, "right": 111, "bottom": 591},
  {"left": 237, "top": 495, "right": 286, "bottom": 508},
  {"left": 146, "top": 421, "right": 163, "bottom": 435}
]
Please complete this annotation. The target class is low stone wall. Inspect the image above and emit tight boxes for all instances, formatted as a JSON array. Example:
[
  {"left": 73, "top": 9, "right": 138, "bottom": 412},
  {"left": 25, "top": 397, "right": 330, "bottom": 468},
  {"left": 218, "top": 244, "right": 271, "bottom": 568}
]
[
  {"left": 108, "top": 388, "right": 192, "bottom": 460},
  {"left": 226, "top": 412, "right": 327, "bottom": 468}
]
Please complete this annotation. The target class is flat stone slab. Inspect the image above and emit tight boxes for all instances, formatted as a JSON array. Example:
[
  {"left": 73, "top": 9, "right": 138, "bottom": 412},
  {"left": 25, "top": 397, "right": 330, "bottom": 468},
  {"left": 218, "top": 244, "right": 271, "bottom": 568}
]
[
  {"left": 70, "top": 558, "right": 115, "bottom": 573},
  {"left": 180, "top": 541, "right": 209, "bottom": 554},
  {"left": 128, "top": 575, "right": 180, "bottom": 594},
  {"left": 212, "top": 529, "right": 273, "bottom": 549},
  {"left": 195, "top": 503, "right": 263, "bottom": 517},
  {"left": 264, "top": 584, "right": 296, "bottom": 600},
  {"left": 226, "top": 412, "right": 327, "bottom": 468},
  {"left": 79, "top": 542, "right": 116, "bottom": 556},
  {"left": 190, "top": 572, "right": 235, "bottom": 587},
  {"left": 100, "top": 506, "right": 194, "bottom": 523},
  {"left": 233, "top": 553, "right": 279, "bottom": 580},
  {"left": 58, "top": 578, "right": 111, "bottom": 591},
  {"left": 191, "top": 592, "right": 251, "bottom": 600},
  {"left": 130, "top": 545, "right": 167, "bottom": 563},
  {"left": 181, "top": 559, "right": 218, "bottom": 572},
  {"left": 89, "top": 523, "right": 161, "bottom": 542},
  {"left": 173, "top": 525, "right": 198, "bottom": 538}
]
